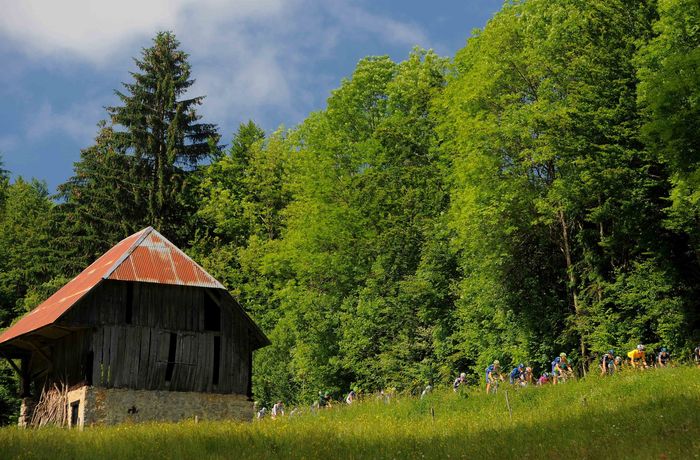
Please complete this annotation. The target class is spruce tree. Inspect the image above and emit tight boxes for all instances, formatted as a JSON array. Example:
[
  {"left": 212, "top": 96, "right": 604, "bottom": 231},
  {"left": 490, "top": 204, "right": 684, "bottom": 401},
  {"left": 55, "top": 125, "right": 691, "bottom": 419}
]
[
  {"left": 107, "top": 31, "right": 219, "bottom": 242},
  {"left": 0, "top": 154, "right": 8, "bottom": 212}
]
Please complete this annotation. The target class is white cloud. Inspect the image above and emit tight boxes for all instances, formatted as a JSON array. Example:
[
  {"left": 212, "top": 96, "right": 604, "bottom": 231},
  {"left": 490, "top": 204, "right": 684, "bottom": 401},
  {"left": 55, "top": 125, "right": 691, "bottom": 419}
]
[
  {"left": 0, "top": 0, "right": 431, "bottom": 140},
  {"left": 25, "top": 101, "right": 101, "bottom": 145},
  {"left": 326, "top": 1, "right": 428, "bottom": 47},
  {"left": 0, "top": 0, "right": 287, "bottom": 62}
]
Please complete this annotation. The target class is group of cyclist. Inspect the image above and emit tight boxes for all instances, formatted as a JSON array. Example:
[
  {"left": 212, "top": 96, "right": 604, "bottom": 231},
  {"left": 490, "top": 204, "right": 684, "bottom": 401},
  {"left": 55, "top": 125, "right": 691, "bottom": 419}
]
[
  {"left": 473, "top": 351, "right": 577, "bottom": 394},
  {"left": 452, "top": 343, "right": 700, "bottom": 394},
  {"left": 260, "top": 344, "right": 700, "bottom": 418}
]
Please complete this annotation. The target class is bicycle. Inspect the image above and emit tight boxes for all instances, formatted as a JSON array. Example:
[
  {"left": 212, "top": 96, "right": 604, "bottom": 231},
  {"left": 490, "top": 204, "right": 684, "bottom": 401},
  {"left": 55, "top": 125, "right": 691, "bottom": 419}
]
[
  {"left": 600, "top": 362, "right": 615, "bottom": 376},
  {"left": 487, "top": 375, "right": 502, "bottom": 394},
  {"left": 556, "top": 369, "right": 574, "bottom": 384}
]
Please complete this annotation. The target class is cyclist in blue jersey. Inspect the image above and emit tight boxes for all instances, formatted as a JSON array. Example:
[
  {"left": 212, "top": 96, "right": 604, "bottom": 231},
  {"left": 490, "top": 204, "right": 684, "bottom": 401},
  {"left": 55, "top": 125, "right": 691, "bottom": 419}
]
[
  {"left": 509, "top": 364, "right": 525, "bottom": 385},
  {"left": 553, "top": 353, "right": 574, "bottom": 384},
  {"left": 551, "top": 356, "right": 560, "bottom": 384},
  {"left": 600, "top": 350, "right": 615, "bottom": 375},
  {"left": 657, "top": 347, "right": 671, "bottom": 367}
]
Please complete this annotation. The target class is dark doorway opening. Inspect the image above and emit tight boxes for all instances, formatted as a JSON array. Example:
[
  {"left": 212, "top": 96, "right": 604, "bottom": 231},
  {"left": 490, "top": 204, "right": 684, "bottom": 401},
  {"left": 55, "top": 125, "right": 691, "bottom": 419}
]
[
  {"left": 203, "top": 295, "right": 221, "bottom": 332},
  {"left": 70, "top": 401, "right": 80, "bottom": 427}
]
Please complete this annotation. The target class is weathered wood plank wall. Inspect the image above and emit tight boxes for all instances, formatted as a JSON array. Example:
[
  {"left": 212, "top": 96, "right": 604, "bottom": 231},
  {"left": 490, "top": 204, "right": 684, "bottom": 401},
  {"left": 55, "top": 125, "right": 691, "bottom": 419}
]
[{"left": 46, "top": 281, "right": 253, "bottom": 395}]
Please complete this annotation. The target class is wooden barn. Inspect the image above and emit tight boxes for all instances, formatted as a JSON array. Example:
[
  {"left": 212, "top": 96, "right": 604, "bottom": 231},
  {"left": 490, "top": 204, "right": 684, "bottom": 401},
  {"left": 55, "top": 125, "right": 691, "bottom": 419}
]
[{"left": 0, "top": 227, "right": 269, "bottom": 427}]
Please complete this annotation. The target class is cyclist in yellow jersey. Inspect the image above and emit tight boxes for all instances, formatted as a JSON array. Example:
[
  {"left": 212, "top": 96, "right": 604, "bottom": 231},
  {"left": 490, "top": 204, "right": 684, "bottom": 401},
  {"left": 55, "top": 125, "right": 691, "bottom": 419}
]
[{"left": 627, "top": 344, "right": 648, "bottom": 369}]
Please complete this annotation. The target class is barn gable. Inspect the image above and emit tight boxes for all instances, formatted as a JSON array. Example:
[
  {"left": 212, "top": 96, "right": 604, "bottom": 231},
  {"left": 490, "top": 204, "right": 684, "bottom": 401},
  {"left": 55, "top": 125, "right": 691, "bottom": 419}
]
[{"left": 0, "top": 227, "right": 268, "bottom": 350}]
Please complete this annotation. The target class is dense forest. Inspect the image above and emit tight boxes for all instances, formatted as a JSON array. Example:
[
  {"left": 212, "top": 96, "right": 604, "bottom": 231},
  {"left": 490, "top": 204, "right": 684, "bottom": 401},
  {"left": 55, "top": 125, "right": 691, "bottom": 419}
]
[{"left": 1, "top": 0, "right": 699, "bottom": 421}]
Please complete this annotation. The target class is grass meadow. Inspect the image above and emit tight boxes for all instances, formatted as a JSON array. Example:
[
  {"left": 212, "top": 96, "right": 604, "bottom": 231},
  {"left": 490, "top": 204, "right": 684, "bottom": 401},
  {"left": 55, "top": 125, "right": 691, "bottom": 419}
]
[{"left": 1, "top": 366, "right": 698, "bottom": 459}]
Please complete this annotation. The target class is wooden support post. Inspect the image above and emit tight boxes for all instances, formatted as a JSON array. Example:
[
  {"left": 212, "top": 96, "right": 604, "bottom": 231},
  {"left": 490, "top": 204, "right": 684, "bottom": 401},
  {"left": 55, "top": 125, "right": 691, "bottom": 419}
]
[{"left": 247, "top": 350, "right": 253, "bottom": 399}]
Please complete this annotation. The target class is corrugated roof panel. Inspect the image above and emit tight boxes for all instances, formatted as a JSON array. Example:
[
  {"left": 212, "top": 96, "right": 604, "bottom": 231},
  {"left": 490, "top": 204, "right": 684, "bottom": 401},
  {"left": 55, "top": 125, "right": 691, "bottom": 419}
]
[
  {"left": 108, "top": 231, "right": 223, "bottom": 288},
  {"left": 0, "top": 229, "right": 148, "bottom": 344}
]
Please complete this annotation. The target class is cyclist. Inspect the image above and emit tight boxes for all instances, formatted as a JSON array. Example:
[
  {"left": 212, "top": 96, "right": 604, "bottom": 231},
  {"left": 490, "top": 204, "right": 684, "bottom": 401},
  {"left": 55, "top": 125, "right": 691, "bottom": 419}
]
[
  {"left": 509, "top": 364, "right": 525, "bottom": 385},
  {"left": 453, "top": 372, "right": 467, "bottom": 392},
  {"left": 627, "top": 344, "right": 648, "bottom": 369},
  {"left": 550, "top": 355, "right": 561, "bottom": 383},
  {"left": 600, "top": 350, "right": 615, "bottom": 375},
  {"left": 695, "top": 345, "right": 700, "bottom": 367},
  {"left": 537, "top": 372, "right": 551, "bottom": 385},
  {"left": 271, "top": 400, "right": 285, "bottom": 418},
  {"left": 346, "top": 389, "right": 357, "bottom": 404},
  {"left": 485, "top": 360, "right": 504, "bottom": 394},
  {"left": 614, "top": 355, "right": 623, "bottom": 370},
  {"left": 318, "top": 391, "right": 332, "bottom": 408},
  {"left": 657, "top": 347, "right": 671, "bottom": 367},
  {"left": 554, "top": 353, "right": 574, "bottom": 383},
  {"left": 523, "top": 367, "right": 534, "bottom": 385}
]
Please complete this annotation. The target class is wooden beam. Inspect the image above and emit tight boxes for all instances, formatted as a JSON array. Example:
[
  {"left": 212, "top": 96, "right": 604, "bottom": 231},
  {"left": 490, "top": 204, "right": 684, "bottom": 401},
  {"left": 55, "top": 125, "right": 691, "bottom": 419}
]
[
  {"left": 204, "top": 289, "right": 222, "bottom": 306},
  {"left": 26, "top": 341, "right": 51, "bottom": 365},
  {"left": 0, "top": 350, "right": 21, "bottom": 376},
  {"left": 0, "top": 351, "right": 33, "bottom": 397},
  {"left": 51, "top": 324, "right": 82, "bottom": 333},
  {"left": 31, "top": 368, "right": 49, "bottom": 381}
]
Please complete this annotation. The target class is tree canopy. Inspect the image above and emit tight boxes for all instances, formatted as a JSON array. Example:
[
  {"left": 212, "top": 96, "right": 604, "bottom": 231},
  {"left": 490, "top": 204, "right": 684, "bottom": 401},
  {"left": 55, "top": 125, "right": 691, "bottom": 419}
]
[{"left": 1, "top": 1, "right": 700, "bottom": 415}]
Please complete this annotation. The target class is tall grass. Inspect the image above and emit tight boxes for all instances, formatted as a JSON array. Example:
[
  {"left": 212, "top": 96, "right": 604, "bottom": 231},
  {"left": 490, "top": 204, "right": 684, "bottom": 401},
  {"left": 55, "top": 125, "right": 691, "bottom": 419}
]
[{"left": 1, "top": 367, "right": 698, "bottom": 459}]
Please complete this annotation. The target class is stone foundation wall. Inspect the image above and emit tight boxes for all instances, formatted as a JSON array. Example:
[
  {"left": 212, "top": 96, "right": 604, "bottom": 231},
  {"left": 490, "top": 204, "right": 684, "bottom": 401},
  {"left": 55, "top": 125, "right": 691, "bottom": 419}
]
[
  {"left": 81, "top": 387, "right": 253, "bottom": 427},
  {"left": 20, "top": 386, "right": 254, "bottom": 428}
]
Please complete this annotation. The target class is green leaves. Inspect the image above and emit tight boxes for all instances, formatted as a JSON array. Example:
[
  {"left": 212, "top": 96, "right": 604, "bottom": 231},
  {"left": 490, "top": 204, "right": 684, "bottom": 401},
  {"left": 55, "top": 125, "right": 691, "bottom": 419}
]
[
  {"left": 0, "top": 178, "right": 57, "bottom": 326},
  {"left": 194, "top": 2, "right": 700, "bottom": 404},
  {"left": 638, "top": 0, "right": 700, "bottom": 243},
  {"left": 437, "top": 0, "right": 690, "bottom": 373},
  {"left": 2, "top": 3, "right": 700, "bottom": 416}
]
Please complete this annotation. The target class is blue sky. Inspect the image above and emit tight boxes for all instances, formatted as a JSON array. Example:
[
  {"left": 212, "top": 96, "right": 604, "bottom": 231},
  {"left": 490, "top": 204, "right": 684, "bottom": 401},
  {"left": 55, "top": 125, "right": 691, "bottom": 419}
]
[{"left": 0, "top": 0, "right": 502, "bottom": 192}]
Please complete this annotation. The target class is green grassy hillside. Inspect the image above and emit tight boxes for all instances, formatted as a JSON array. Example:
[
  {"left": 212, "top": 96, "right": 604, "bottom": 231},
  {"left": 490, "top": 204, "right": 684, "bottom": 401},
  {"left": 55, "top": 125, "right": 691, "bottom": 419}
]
[{"left": 2, "top": 367, "right": 699, "bottom": 459}]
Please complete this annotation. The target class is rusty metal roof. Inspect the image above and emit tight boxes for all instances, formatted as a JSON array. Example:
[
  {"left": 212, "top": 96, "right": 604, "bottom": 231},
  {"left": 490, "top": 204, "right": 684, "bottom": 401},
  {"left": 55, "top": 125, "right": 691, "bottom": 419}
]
[
  {"left": 105, "top": 230, "right": 224, "bottom": 289},
  {"left": 0, "top": 227, "right": 226, "bottom": 345}
]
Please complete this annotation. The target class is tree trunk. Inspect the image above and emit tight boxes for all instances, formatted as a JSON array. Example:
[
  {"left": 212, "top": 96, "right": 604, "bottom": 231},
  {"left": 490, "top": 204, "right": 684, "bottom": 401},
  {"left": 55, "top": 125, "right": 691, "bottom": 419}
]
[{"left": 557, "top": 208, "right": 587, "bottom": 375}]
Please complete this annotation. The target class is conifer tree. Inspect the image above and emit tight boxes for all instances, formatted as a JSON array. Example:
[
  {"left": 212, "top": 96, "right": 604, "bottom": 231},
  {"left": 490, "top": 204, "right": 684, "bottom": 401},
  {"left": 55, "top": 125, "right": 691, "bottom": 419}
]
[
  {"left": 107, "top": 31, "right": 219, "bottom": 242},
  {"left": 0, "top": 155, "right": 8, "bottom": 212},
  {"left": 55, "top": 123, "right": 143, "bottom": 271}
]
